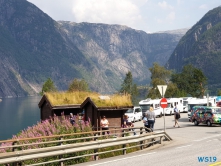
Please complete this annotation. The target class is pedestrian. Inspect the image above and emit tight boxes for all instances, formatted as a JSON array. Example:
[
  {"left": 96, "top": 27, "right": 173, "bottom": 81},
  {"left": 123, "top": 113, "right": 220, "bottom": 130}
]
[
  {"left": 174, "top": 106, "right": 180, "bottom": 127},
  {"left": 143, "top": 114, "right": 149, "bottom": 132},
  {"left": 123, "top": 115, "right": 136, "bottom": 135},
  {"left": 69, "top": 113, "right": 75, "bottom": 125},
  {"left": 146, "top": 107, "right": 156, "bottom": 132},
  {"left": 100, "top": 115, "right": 110, "bottom": 135}
]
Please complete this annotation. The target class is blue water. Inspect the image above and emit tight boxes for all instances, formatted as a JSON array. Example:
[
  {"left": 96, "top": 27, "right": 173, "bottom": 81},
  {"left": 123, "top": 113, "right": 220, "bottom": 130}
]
[{"left": 0, "top": 96, "right": 41, "bottom": 140}]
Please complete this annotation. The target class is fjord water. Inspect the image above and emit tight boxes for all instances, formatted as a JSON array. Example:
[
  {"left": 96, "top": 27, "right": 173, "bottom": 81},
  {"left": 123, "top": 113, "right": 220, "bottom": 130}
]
[{"left": 0, "top": 96, "right": 41, "bottom": 140}]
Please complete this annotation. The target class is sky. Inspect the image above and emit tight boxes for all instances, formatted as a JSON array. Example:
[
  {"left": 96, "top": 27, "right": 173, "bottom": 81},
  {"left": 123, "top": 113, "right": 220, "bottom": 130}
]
[{"left": 27, "top": 0, "right": 221, "bottom": 33}]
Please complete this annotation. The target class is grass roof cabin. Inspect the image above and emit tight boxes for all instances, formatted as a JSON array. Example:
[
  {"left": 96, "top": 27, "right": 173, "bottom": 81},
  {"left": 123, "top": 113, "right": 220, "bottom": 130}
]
[
  {"left": 38, "top": 92, "right": 83, "bottom": 121},
  {"left": 80, "top": 94, "right": 133, "bottom": 131},
  {"left": 38, "top": 92, "right": 133, "bottom": 130}
]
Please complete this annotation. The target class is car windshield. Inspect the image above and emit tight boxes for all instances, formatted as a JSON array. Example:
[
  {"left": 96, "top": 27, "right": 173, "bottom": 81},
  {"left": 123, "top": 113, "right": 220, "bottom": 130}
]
[
  {"left": 139, "top": 105, "right": 151, "bottom": 110},
  {"left": 167, "top": 103, "right": 171, "bottom": 108},
  {"left": 188, "top": 104, "right": 206, "bottom": 111},
  {"left": 126, "top": 108, "right": 133, "bottom": 113},
  {"left": 212, "top": 108, "right": 221, "bottom": 114}
]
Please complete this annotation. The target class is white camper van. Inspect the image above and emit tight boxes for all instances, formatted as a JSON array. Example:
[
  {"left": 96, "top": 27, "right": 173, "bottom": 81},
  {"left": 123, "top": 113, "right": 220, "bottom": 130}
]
[
  {"left": 166, "top": 98, "right": 184, "bottom": 113},
  {"left": 182, "top": 97, "right": 196, "bottom": 112},
  {"left": 139, "top": 98, "right": 163, "bottom": 118},
  {"left": 187, "top": 97, "right": 217, "bottom": 120}
]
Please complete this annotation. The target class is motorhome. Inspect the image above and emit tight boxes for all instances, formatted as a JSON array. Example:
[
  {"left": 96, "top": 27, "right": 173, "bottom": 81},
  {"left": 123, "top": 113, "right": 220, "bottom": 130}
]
[
  {"left": 187, "top": 97, "right": 217, "bottom": 120},
  {"left": 166, "top": 98, "right": 184, "bottom": 113},
  {"left": 139, "top": 98, "right": 163, "bottom": 118},
  {"left": 182, "top": 97, "right": 196, "bottom": 112}
]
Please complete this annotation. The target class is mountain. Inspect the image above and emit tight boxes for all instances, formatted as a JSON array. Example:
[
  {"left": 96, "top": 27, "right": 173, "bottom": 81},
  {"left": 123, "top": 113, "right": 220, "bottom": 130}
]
[
  {"left": 0, "top": 0, "right": 88, "bottom": 97},
  {"left": 0, "top": 0, "right": 186, "bottom": 98},
  {"left": 165, "top": 6, "right": 221, "bottom": 93},
  {"left": 58, "top": 21, "right": 187, "bottom": 92}
]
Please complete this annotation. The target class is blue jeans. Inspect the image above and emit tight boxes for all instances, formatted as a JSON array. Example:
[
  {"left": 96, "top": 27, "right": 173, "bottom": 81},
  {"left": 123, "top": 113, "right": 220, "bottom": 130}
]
[{"left": 148, "top": 120, "right": 155, "bottom": 132}]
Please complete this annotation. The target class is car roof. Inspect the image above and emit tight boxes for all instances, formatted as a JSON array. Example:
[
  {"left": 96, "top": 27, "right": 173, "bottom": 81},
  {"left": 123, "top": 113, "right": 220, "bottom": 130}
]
[{"left": 193, "top": 106, "right": 221, "bottom": 109}]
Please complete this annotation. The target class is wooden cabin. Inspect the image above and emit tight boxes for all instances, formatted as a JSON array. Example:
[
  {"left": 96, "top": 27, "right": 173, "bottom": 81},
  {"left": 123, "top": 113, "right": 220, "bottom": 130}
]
[
  {"left": 81, "top": 97, "right": 133, "bottom": 130},
  {"left": 38, "top": 95, "right": 82, "bottom": 121}
]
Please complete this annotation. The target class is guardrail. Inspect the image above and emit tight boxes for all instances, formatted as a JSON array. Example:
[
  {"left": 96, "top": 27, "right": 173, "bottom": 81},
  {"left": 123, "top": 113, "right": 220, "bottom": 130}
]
[{"left": 0, "top": 127, "right": 172, "bottom": 166}]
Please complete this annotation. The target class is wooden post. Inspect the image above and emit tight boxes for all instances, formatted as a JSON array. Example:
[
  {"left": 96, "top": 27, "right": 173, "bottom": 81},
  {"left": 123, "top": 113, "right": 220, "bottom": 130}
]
[
  {"left": 94, "top": 132, "right": 99, "bottom": 161},
  {"left": 159, "top": 136, "right": 162, "bottom": 144},
  {"left": 59, "top": 137, "right": 64, "bottom": 166},
  {"left": 123, "top": 144, "right": 126, "bottom": 155},
  {"left": 12, "top": 141, "right": 19, "bottom": 166},
  {"left": 140, "top": 127, "right": 143, "bottom": 135}
]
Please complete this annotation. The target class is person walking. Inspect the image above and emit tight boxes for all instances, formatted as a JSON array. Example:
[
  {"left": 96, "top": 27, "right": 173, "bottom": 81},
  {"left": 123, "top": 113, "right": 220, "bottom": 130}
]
[
  {"left": 100, "top": 116, "right": 110, "bottom": 135},
  {"left": 174, "top": 106, "right": 180, "bottom": 127},
  {"left": 146, "top": 107, "right": 156, "bottom": 132}
]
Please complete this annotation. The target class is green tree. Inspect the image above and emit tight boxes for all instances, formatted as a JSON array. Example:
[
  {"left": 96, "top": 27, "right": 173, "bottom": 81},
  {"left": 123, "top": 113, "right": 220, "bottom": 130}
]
[
  {"left": 40, "top": 78, "right": 57, "bottom": 95},
  {"left": 120, "top": 71, "right": 138, "bottom": 104},
  {"left": 68, "top": 78, "right": 90, "bottom": 92},
  {"left": 217, "top": 89, "right": 221, "bottom": 96},
  {"left": 171, "top": 64, "right": 207, "bottom": 97},
  {"left": 147, "top": 63, "right": 177, "bottom": 98}
]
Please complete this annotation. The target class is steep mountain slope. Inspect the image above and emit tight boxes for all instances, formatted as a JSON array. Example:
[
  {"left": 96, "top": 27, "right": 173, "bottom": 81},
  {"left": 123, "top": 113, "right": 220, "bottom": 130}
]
[
  {"left": 165, "top": 6, "right": 221, "bottom": 91},
  {"left": 0, "top": 0, "right": 88, "bottom": 97},
  {"left": 58, "top": 21, "right": 186, "bottom": 91},
  {"left": 0, "top": 0, "right": 186, "bottom": 98}
]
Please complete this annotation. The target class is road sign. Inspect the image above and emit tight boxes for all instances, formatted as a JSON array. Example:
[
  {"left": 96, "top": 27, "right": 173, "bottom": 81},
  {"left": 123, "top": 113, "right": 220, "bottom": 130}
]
[
  {"left": 157, "top": 85, "right": 167, "bottom": 97},
  {"left": 160, "top": 98, "right": 168, "bottom": 108}
]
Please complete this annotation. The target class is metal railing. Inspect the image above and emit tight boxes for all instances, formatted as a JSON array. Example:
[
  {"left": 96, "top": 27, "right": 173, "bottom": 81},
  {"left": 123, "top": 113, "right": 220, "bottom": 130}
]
[{"left": 0, "top": 127, "right": 172, "bottom": 165}]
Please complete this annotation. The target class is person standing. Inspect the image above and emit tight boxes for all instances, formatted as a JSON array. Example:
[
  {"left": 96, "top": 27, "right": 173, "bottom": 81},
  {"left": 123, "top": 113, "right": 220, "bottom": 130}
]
[
  {"left": 100, "top": 116, "right": 110, "bottom": 135},
  {"left": 143, "top": 114, "right": 149, "bottom": 132},
  {"left": 174, "top": 106, "right": 180, "bottom": 127},
  {"left": 69, "top": 113, "right": 75, "bottom": 125},
  {"left": 146, "top": 107, "right": 156, "bottom": 132}
]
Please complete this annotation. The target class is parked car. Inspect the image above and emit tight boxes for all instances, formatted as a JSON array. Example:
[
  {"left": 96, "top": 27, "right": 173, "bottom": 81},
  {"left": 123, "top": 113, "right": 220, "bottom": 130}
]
[
  {"left": 187, "top": 97, "right": 217, "bottom": 121},
  {"left": 125, "top": 106, "right": 142, "bottom": 123},
  {"left": 190, "top": 106, "right": 221, "bottom": 126}
]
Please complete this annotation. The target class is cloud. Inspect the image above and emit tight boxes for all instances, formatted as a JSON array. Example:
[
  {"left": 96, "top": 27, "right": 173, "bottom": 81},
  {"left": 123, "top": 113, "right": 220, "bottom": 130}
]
[
  {"left": 71, "top": 0, "right": 143, "bottom": 28},
  {"left": 158, "top": 1, "right": 174, "bottom": 10},
  {"left": 199, "top": 4, "right": 208, "bottom": 9},
  {"left": 167, "top": 11, "right": 175, "bottom": 21}
]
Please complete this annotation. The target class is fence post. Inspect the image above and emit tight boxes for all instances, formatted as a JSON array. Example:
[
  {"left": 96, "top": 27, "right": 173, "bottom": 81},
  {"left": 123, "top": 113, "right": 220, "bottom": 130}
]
[
  {"left": 159, "top": 136, "right": 162, "bottom": 144},
  {"left": 139, "top": 127, "right": 144, "bottom": 150},
  {"left": 94, "top": 132, "right": 99, "bottom": 161},
  {"left": 122, "top": 129, "right": 125, "bottom": 137},
  {"left": 59, "top": 136, "right": 64, "bottom": 166},
  {"left": 140, "top": 127, "right": 143, "bottom": 135},
  {"left": 12, "top": 141, "right": 20, "bottom": 166}
]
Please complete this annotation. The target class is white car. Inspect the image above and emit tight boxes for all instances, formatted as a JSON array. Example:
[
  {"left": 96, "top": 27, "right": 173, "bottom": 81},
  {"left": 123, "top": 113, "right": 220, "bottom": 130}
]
[{"left": 125, "top": 106, "right": 142, "bottom": 122}]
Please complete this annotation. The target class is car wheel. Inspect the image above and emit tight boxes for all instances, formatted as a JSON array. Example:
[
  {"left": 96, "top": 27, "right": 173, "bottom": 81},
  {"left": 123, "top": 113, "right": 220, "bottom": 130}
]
[
  {"left": 159, "top": 112, "right": 163, "bottom": 118},
  {"left": 207, "top": 120, "right": 212, "bottom": 127},
  {"left": 194, "top": 120, "right": 199, "bottom": 126}
]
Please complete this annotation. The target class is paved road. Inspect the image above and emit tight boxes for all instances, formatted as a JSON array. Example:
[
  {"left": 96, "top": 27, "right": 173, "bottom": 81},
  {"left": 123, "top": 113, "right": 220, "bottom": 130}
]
[{"left": 76, "top": 112, "right": 221, "bottom": 166}]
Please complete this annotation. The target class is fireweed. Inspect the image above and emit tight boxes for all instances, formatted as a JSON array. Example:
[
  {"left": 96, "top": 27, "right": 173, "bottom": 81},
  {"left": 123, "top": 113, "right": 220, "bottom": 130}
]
[{"left": 0, "top": 113, "right": 93, "bottom": 165}]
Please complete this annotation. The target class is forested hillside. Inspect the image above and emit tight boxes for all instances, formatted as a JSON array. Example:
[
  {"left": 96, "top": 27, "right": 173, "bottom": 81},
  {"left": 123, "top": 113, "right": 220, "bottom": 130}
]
[{"left": 165, "top": 6, "right": 221, "bottom": 94}]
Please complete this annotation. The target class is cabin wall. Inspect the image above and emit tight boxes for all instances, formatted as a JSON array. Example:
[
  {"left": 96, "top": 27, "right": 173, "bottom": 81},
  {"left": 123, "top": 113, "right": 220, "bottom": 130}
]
[
  {"left": 41, "top": 101, "right": 52, "bottom": 121},
  {"left": 99, "top": 110, "right": 127, "bottom": 129}
]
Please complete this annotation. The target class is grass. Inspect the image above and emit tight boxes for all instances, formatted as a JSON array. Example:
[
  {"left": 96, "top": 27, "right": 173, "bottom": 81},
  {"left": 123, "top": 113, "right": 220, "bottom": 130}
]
[{"left": 45, "top": 91, "right": 133, "bottom": 107}]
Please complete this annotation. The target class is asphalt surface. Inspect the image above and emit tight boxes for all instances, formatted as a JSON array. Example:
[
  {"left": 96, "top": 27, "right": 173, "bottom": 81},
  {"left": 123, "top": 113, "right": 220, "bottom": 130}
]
[{"left": 74, "top": 113, "right": 221, "bottom": 166}]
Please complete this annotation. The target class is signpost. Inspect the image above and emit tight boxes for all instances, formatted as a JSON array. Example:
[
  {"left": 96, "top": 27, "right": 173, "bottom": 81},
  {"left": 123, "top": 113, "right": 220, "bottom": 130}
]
[{"left": 157, "top": 85, "right": 168, "bottom": 132}]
